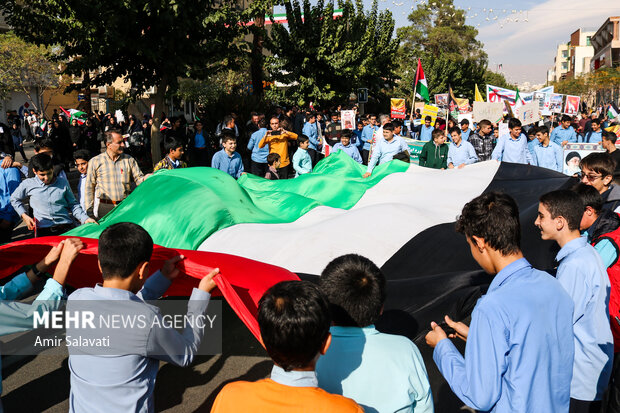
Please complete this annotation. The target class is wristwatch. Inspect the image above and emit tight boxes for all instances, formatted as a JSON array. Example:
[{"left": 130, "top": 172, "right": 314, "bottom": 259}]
[{"left": 31, "top": 264, "right": 46, "bottom": 279}]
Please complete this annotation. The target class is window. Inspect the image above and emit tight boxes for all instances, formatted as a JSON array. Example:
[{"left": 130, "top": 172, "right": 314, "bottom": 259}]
[
  {"left": 562, "top": 50, "right": 568, "bottom": 58},
  {"left": 586, "top": 37, "right": 592, "bottom": 46},
  {"left": 562, "top": 62, "right": 568, "bottom": 70}
]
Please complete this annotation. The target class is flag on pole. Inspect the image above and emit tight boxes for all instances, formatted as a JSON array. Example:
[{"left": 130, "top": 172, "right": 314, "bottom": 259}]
[
  {"left": 608, "top": 104, "right": 619, "bottom": 120},
  {"left": 514, "top": 88, "right": 525, "bottom": 107},
  {"left": 475, "top": 84, "right": 485, "bottom": 102},
  {"left": 414, "top": 59, "right": 430, "bottom": 103}
]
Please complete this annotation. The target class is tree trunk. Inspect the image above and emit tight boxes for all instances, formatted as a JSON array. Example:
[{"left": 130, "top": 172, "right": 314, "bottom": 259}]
[
  {"left": 250, "top": 15, "right": 265, "bottom": 97},
  {"left": 83, "top": 73, "right": 93, "bottom": 114},
  {"left": 150, "top": 77, "right": 167, "bottom": 167}
]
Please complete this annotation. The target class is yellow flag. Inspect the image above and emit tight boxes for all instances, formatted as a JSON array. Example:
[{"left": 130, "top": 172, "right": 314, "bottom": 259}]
[{"left": 475, "top": 84, "right": 485, "bottom": 102}]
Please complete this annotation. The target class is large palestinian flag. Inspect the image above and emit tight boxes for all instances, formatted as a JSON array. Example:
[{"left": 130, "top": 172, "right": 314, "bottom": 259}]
[{"left": 0, "top": 152, "right": 572, "bottom": 409}]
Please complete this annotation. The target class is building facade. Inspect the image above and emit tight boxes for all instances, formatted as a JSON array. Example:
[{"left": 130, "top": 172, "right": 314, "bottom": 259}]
[
  {"left": 591, "top": 16, "right": 620, "bottom": 71},
  {"left": 566, "top": 29, "right": 594, "bottom": 79}
]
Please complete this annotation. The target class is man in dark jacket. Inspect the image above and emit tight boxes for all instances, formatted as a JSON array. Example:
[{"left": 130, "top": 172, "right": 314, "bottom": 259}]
[{"left": 418, "top": 129, "right": 448, "bottom": 169}]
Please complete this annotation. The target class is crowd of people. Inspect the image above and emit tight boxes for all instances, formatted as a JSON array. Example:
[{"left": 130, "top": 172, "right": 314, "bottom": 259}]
[{"left": 0, "top": 101, "right": 620, "bottom": 412}]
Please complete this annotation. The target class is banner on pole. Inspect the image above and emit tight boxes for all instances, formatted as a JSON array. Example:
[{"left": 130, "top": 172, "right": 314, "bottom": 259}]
[
  {"left": 421, "top": 104, "right": 440, "bottom": 126},
  {"left": 390, "top": 98, "right": 407, "bottom": 119},
  {"left": 473, "top": 102, "right": 504, "bottom": 123},
  {"left": 564, "top": 95, "right": 581, "bottom": 116}
]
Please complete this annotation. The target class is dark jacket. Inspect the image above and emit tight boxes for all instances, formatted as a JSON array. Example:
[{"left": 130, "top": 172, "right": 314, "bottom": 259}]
[
  {"left": 603, "top": 185, "right": 620, "bottom": 213},
  {"left": 588, "top": 209, "right": 620, "bottom": 243},
  {"left": 418, "top": 141, "right": 448, "bottom": 169}
]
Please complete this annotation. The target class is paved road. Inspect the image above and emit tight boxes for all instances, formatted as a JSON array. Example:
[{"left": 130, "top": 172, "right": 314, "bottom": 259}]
[{"left": 2, "top": 143, "right": 270, "bottom": 412}]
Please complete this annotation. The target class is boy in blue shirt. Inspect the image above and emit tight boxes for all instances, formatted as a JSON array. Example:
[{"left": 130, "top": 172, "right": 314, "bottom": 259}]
[
  {"left": 363, "top": 123, "right": 409, "bottom": 178},
  {"left": 332, "top": 130, "right": 362, "bottom": 164},
  {"left": 447, "top": 127, "right": 478, "bottom": 169},
  {"left": 292, "top": 135, "right": 312, "bottom": 177},
  {"left": 427, "top": 192, "right": 574, "bottom": 412},
  {"left": 531, "top": 126, "right": 563, "bottom": 172},
  {"left": 10, "top": 153, "right": 95, "bottom": 237},
  {"left": 316, "top": 254, "right": 433, "bottom": 412},
  {"left": 550, "top": 114, "right": 578, "bottom": 146},
  {"left": 536, "top": 190, "right": 613, "bottom": 411},
  {"left": 491, "top": 118, "right": 532, "bottom": 164},
  {"left": 247, "top": 118, "right": 269, "bottom": 176},
  {"left": 416, "top": 116, "right": 434, "bottom": 142},
  {"left": 459, "top": 119, "right": 472, "bottom": 141},
  {"left": 211, "top": 131, "right": 245, "bottom": 179},
  {"left": 582, "top": 118, "right": 603, "bottom": 143}
]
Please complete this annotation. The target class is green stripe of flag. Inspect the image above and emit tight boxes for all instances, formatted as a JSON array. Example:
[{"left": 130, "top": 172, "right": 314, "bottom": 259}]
[{"left": 67, "top": 152, "right": 409, "bottom": 249}]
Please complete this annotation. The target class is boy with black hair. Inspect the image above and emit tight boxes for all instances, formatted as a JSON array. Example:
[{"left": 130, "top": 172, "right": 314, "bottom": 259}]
[
  {"left": 212, "top": 280, "right": 362, "bottom": 412},
  {"left": 316, "top": 254, "right": 433, "bottom": 412},
  {"left": 154, "top": 138, "right": 188, "bottom": 171},
  {"left": 550, "top": 114, "right": 578, "bottom": 146},
  {"left": 10, "top": 153, "right": 95, "bottom": 237},
  {"left": 332, "top": 130, "right": 362, "bottom": 164},
  {"left": 447, "top": 127, "right": 478, "bottom": 169},
  {"left": 415, "top": 116, "right": 434, "bottom": 142},
  {"left": 73, "top": 149, "right": 91, "bottom": 211},
  {"left": 363, "top": 123, "right": 409, "bottom": 178},
  {"left": 579, "top": 152, "right": 620, "bottom": 211},
  {"left": 459, "top": 118, "right": 472, "bottom": 141},
  {"left": 419, "top": 128, "right": 448, "bottom": 169},
  {"left": 426, "top": 192, "right": 574, "bottom": 412},
  {"left": 602, "top": 131, "right": 620, "bottom": 177},
  {"left": 468, "top": 119, "right": 495, "bottom": 161},
  {"left": 531, "top": 126, "right": 563, "bottom": 172},
  {"left": 211, "top": 132, "right": 244, "bottom": 179},
  {"left": 535, "top": 190, "right": 613, "bottom": 411},
  {"left": 292, "top": 135, "right": 312, "bottom": 177},
  {"left": 264, "top": 153, "right": 281, "bottom": 180},
  {"left": 361, "top": 114, "right": 378, "bottom": 164},
  {"left": 67, "top": 222, "right": 219, "bottom": 413},
  {"left": 491, "top": 118, "right": 532, "bottom": 164},
  {"left": 582, "top": 118, "right": 603, "bottom": 143}
]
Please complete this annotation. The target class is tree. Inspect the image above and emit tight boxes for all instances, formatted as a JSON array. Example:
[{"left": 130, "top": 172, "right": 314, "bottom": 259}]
[
  {"left": 1, "top": 0, "right": 244, "bottom": 164},
  {"left": 0, "top": 32, "right": 69, "bottom": 115},
  {"left": 395, "top": 0, "right": 496, "bottom": 101},
  {"left": 265, "top": 0, "right": 399, "bottom": 107}
]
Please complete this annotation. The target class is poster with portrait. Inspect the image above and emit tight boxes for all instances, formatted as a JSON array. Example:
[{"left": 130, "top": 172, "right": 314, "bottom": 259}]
[
  {"left": 562, "top": 143, "right": 604, "bottom": 175},
  {"left": 434, "top": 94, "right": 449, "bottom": 108},
  {"left": 564, "top": 95, "right": 581, "bottom": 116},
  {"left": 340, "top": 110, "right": 355, "bottom": 130},
  {"left": 549, "top": 94, "right": 564, "bottom": 113}
]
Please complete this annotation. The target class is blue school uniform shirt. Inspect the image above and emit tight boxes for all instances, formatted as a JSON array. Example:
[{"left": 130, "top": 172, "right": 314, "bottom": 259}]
[
  {"left": 0, "top": 167, "right": 21, "bottom": 222},
  {"left": 361, "top": 125, "right": 377, "bottom": 151},
  {"left": 352, "top": 129, "right": 363, "bottom": 149},
  {"left": 531, "top": 141, "right": 563, "bottom": 172},
  {"left": 193, "top": 131, "right": 205, "bottom": 148},
  {"left": 550, "top": 125, "right": 577, "bottom": 145},
  {"left": 211, "top": 149, "right": 244, "bottom": 179},
  {"left": 491, "top": 133, "right": 532, "bottom": 164},
  {"left": 247, "top": 128, "right": 269, "bottom": 164},
  {"left": 0, "top": 274, "right": 65, "bottom": 402},
  {"left": 317, "top": 325, "right": 433, "bottom": 413},
  {"left": 367, "top": 136, "right": 409, "bottom": 173},
  {"left": 10, "top": 175, "right": 89, "bottom": 228},
  {"left": 419, "top": 125, "right": 434, "bottom": 142},
  {"left": 582, "top": 130, "right": 603, "bottom": 144},
  {"left": 67, "top": 271, "right": 211, "bottom": 413},
  {"left": 447, "top": 140, "right": 478, "bottom": 166},
  {"left": 292, "top": 148, "right": 312, "bottom": 176},
  {"left": 433, "top": 258, "right": 574, "bottom": 412},
  {"left": 332, "top": 142, "right": 362, "bottom": 164},
  {"left": 461, "top": 128, "right": 472, "bottom": 141},
  {"left": 555, "top": 237, "right": 613, "bottom": 401},
  {"left": 302, "top": 122, "right": 319, "bottom": 150}
]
